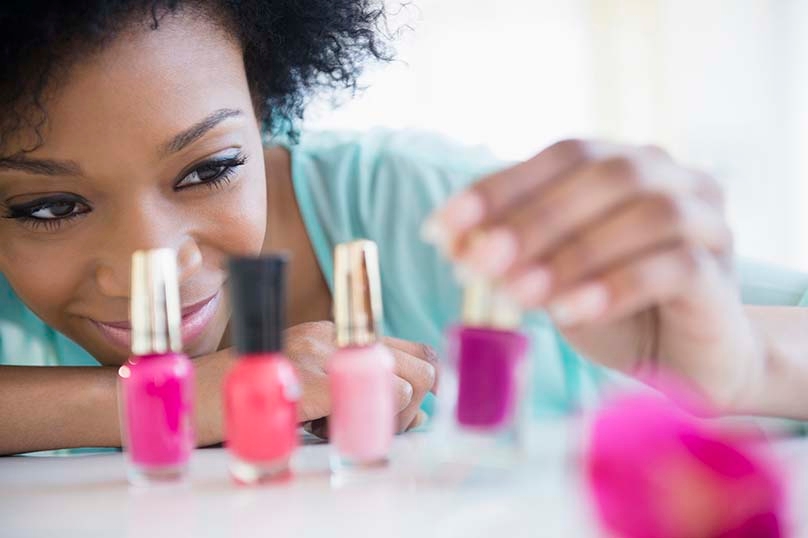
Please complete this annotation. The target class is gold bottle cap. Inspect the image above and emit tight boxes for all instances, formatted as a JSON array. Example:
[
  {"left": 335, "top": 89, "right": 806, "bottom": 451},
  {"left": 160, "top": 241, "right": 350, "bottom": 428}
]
[
  {"left": 462, "top": 277, "right": 522, "bottom": 330},
  {"left": 130, "top": 248, "right": 183, "bottom": 355},
  {"left": 333, "top": 240, "right": 383, "bottom": 347}
]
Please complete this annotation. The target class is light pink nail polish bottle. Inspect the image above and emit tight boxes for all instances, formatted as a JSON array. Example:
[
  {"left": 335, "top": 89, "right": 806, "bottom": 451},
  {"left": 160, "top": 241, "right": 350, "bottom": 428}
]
[
  {"left": 328, "top": 240, "right": 395, "bottom": 472},
  {"left": 118, "top": 249, "right": 195, "bottom": 486}
]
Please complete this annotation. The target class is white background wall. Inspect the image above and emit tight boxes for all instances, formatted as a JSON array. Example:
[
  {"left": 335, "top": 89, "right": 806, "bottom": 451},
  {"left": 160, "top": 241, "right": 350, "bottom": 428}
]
[{"left": 303, "top": 0, "right": 808, "bottom": 270}]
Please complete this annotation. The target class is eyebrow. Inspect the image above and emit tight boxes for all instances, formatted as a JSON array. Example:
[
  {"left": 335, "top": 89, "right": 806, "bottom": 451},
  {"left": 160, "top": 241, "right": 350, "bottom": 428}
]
[
  {"left": 0, "top": 108, "right": 245, "bottom": 178},
  {"left": 162, "top": 108, "right": 244, "bottom": 155},
  {"left": 0, "top": 155, "right": 82, "bottom": 176}
]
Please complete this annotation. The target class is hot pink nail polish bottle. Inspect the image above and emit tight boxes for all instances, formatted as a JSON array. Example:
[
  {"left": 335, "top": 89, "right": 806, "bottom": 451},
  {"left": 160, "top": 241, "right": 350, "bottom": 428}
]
[
  {"left": 443, "top": 278, "right": 530, "bottom": 465},
  {"left": 328, "top": 240, "right": 395, "bottom": 472},
  {"left": 118, "top": 248, "right": 195, "bottom": 486},
  {"left": 224, "top": 255, "right": 301, "bottom": 484}
]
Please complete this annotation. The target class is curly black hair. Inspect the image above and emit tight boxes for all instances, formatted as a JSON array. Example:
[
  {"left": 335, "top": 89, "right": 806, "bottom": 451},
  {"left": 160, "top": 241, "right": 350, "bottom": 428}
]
[{"left": 0, "top": 0, "right": 392, "bottom": 152}]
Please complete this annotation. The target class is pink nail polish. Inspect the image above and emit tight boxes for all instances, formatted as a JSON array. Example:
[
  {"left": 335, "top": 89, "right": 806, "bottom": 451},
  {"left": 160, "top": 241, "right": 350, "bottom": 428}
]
[
  {"left": 505, "top": 267, "right": 552, "bottom": 305},
  {"left": 440, "top": 192, "right": 486, "bottom": 232},
  {"left": 549, "top": 283, "right": 609, "bottom": 327},
  {"left": 420, "top": 217, "right": 450, "bottom": 250},
  {"left": 328, "top": 240, "right": 395, "bottom": 472},
  {"left": 441, "top": 278, "right": 530, "bottom": 466},
  {"left": 118, "top": 249, "right": 195, "bottom": 486},
  {"left": 224, "top": 255, "right": 301, "bottom": 484},
  {"left": 464, "top": 229, "right": 518, "bottom": 276}
]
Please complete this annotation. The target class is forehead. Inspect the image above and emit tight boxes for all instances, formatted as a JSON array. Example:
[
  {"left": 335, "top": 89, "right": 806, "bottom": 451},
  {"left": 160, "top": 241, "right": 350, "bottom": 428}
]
[{"left": 16, "top": 12, "right": 251, "bottom": 160}]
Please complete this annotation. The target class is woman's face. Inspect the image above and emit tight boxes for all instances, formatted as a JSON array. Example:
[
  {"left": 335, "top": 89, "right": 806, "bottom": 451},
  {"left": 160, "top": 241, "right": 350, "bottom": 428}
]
[{"left": 0, "top": 13, "right": 267, "bottom": 365}]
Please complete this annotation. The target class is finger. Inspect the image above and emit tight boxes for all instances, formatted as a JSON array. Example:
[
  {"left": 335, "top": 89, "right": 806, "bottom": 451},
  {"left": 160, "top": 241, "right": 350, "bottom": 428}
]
[
  {"left": 383, "top": 337, "right": 441, "bottom": 394},
  {"left": 391, "top": 350, "right": 437, "bottom": 433},
  {"left": 457, "top": 154, "right": 704, "bottom": 278},
  {"left": 504, "top": 195, "right": 732, "bottom": 307},
  {"left": 303, "top": 417, "right": 330, "bottom": 440},
  {"left": 405, "top": 410, "right": 429, "bottom": 432},
  {"left": 304, "top": 378, "right": 414, "bottom": 439},
  {"left": 546, "top": 243, "right": 712, "bottom": 328},
  {"left": 296, "top": 374, "right": 330, "bottom": 424},
  {"left": 393, "top": 376, "right": 414, "bottom": 413},
  {"left": 421, "top": 139, "right": 619, "bottom": 252}
]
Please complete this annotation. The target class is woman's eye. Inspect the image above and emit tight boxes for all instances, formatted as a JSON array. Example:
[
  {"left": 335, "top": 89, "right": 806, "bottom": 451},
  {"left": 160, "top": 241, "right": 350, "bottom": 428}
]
[
  {"left": 175, "top": 153, "right": 246, "bottom": 190},
  {"left": 30, "top": 200, "right": 82, "bottom": 219},
  {"left": 177, "top": 165, "right": 224, "bottom": 187},
  {"left": 5, "top": 197, "right": 91, "bottom": 222}
]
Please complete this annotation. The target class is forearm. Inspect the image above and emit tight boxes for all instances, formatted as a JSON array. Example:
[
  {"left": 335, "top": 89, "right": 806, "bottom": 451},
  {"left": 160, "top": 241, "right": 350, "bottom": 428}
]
[
  {"left": 0, "top": 365, "right": 120, "bottom": 455},
  {"left": 193, "top": 349, "right": 235, "bottom": 446},
  {"left": 739, "top": 306, "right": 808, "bottom": 419},
  {"left": 0, "top": 351, "right": 235, "bottom": 455}
]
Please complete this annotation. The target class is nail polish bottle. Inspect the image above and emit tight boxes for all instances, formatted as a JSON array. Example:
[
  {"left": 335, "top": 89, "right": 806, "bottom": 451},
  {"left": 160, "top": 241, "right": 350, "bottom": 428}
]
[
  {"left": 328, "top": 240, "right": 396, "bottom": 472},
  {"left": 444, "top": 278, "right": 530, "bottom": 464},
  {"left": 118, "top": 248, "right": 195, "bottom": 485},
  {"left": 224, "top": 255, "right": 301, "bottom": 484}
]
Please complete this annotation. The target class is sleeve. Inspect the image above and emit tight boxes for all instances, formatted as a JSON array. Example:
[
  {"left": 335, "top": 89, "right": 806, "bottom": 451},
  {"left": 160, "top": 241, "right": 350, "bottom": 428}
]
[
  {"left": 0, "top": 273, "right": 99, "bottom": 367},
  {"left": 736, "top": 258, "right": 808, "bottom": 306},
  {"left": 0, "top": 273, "right": 58, "bottom": 366}
]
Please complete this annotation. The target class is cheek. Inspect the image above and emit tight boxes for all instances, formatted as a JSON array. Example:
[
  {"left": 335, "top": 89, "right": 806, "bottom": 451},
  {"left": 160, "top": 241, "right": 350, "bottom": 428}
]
[
  {"left": 0, "top": 239, "right": 87, "bottom": 328},
  {"left": 199, "top": 163, "right": 267, "bottom": 257}
]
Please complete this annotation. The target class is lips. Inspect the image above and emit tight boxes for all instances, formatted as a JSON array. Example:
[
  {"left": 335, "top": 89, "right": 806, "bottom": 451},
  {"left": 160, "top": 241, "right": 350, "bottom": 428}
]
[{"left": 92, "top": 290, "right": 222, "bottom": 351}]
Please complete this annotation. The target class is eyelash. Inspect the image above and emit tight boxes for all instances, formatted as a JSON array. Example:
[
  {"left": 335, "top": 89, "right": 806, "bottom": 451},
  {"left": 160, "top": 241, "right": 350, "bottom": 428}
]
[
  {"left": 3, "top": 152, "right": 248, "bottom": 231},
  {"left": 174, "top": 152, "right": 247, "bottom": 192},
  {"left": 3, "top": 197, "right": 90, "bottom": 231}
]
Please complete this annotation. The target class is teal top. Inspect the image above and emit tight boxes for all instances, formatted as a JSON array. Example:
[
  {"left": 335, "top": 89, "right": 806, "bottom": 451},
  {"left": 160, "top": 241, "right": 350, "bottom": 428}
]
[{"left": 3, "top": 129, "right": 808, "bottom": 418}]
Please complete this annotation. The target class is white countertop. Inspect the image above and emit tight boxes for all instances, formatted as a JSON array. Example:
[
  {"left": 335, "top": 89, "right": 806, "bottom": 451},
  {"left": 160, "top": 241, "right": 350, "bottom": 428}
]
[{"left": 2, "top": 423, "right": 808, "bottom": 538}]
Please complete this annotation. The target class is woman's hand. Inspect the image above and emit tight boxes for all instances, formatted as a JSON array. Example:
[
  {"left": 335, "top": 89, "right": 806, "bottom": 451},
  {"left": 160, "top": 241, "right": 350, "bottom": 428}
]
[
  {"left": 424, "top": 139, "right": 764, "bottom": 412},
  {"left": 196, "top": 321, "right": 438, "bottom": 443},
  {"left": 285, "top": 321, "right": 438, "bottom": 437}
]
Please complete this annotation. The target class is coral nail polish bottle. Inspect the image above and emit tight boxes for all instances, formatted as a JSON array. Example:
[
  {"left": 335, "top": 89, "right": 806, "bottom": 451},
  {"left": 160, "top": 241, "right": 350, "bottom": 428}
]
[
  {"left": 224, "top": 255, "right": 301, "bottom": 484},
  {"left": 118, "top": 248, "right": 195, "bottom": 486},
  {"left": 445, "top": 278, "right": 530, "bottom": 463},
  {"left": 328, "top": 240, "right": 396, "bottom": 472}
]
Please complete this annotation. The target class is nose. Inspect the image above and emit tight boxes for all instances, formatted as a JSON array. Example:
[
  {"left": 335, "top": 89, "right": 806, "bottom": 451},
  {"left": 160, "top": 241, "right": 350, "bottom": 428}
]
[{"left": 95, "top": 212, "right": 204, "bottom": 299}]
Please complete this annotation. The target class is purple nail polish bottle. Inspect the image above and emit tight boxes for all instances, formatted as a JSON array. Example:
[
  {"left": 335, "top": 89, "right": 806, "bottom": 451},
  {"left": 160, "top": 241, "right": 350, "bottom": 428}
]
[{"left": 443, "top": 279, "right": 530, "bottom": 465}]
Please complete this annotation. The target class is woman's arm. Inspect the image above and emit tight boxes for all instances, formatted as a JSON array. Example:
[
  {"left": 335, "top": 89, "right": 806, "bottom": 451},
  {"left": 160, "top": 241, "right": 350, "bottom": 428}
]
[
  {"left": 739, "top": 306, "right": 808, "bottom": 419},
  {"left": 0, "top": 358, "right": 235, "bottom": 455},
  {"left": 0, "top": 365, "right": 120, "bottom": 455},
  {"left": 0, "top": 322, "right": 436, "bottom": 455},
  {"left": 0, "top": 351, "right": 237, "bottom": 456},
  {"left": 422, "top": 139, "right": 808, "bottom": 418}
]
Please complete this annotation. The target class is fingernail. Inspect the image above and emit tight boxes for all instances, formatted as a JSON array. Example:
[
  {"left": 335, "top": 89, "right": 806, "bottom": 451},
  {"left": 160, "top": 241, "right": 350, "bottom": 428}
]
[
  {"left": 432, "top": 191, "right": 486, "bottom": 233},
  {"left": 304, "top": 417, "right": 330, "bottom": 440},
  {"left": 408, "top": 410, "right": 429, "bottom": 431},
  {"left": 420, "top": 216, "right": 451, "bottom": 251},
  {"left": 548, "top": 283, "right": 609, "bottom": 327},
  {"left": 453, "top": 263, "right": 478, "bottom": 284},
  {"left": 463, "top": 228, "right": 518, "bottom": 276},
  {"left": 505, "top": 267, "right": 553, "bottom": 305}
]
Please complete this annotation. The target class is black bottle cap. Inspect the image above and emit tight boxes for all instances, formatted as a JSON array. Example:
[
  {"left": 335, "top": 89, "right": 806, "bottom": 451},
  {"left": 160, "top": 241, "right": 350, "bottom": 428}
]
[{"left": 228, "top": 254, "right": 288, "bottom": 355}]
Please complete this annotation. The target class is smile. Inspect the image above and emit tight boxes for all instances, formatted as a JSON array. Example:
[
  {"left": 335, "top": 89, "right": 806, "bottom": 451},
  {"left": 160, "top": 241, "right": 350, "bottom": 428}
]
[{"left": 92, "top": 290, "right": 222, "bottom": 351}]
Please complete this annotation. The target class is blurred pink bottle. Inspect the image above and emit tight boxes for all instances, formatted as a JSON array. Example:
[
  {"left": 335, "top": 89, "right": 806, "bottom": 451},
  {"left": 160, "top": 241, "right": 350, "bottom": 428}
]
[
  {"left": 444, "top": 278, "right": 529, "bottom": 466},
  {"left": 585, "top": 390, "right": 785, "bottom": 538},
  {"left": 328, "top": 240, "right": 395, "bottom": 471},
  {"left": 118, "top": 249, "right": 195, "bottom": 485}
]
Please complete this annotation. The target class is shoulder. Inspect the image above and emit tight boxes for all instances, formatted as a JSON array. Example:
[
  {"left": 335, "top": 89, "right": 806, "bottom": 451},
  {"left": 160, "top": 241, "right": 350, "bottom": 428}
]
[
  {"left": 281, "top": 129, "right": 505, "bottom": 234},
  {"left": 0, "top": 274, "right": 51, "bottom": 365},
  {"left": 283, "top": 128, "right": 503, "bottom": 183},
  {"left": 0, "top": 274, "right": 98, "bottom": 366}
]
